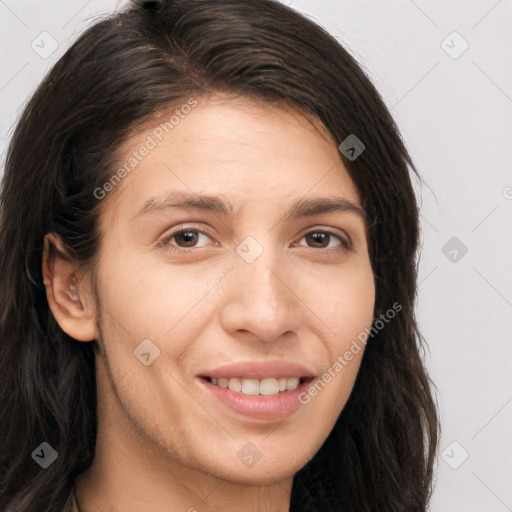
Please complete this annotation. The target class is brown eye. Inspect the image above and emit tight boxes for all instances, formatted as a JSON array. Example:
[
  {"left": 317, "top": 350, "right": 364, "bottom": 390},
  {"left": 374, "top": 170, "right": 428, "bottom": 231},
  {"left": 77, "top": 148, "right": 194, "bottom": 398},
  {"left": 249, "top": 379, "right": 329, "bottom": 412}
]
[
  {"left": 299, "top": 230, "right": 351, "bottom": 250},
  {"left": 158, "top": 228, "right": 214, "bottom": 253},
  {"left": 174, "top": 230, "right": 200, "bottom": 248},
  {"left": 305, "top": 232, "right": 331, "bottom": 249}
]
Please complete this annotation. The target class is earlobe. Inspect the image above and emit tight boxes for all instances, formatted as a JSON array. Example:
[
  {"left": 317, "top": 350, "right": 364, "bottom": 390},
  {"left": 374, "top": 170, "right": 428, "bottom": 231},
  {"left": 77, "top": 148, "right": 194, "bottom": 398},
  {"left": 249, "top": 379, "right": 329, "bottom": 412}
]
[{"left": 42, "top": 233, "right": 98, "bottom": 342}]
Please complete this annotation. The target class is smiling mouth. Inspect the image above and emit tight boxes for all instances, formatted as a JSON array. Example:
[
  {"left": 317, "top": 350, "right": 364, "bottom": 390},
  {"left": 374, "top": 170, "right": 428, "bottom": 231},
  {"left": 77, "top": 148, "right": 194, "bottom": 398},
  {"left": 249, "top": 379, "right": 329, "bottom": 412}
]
[{"left": 200, "top": 376, "right": 313, "bottom": 397}]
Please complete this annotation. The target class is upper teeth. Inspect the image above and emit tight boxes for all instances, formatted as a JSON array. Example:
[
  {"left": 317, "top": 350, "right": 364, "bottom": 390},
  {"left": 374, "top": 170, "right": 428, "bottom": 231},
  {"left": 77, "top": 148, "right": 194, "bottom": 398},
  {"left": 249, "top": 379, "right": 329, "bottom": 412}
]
[{"left": 210, "top": 377, "right": 301, "bottom": 396}]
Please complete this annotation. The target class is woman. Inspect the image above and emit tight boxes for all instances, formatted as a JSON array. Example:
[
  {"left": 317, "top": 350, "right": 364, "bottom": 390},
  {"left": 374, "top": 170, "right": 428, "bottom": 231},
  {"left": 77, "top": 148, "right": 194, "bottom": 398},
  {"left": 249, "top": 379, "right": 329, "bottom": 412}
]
[{"left": 0, "top": 0, "right": 440, "bottom": 510}]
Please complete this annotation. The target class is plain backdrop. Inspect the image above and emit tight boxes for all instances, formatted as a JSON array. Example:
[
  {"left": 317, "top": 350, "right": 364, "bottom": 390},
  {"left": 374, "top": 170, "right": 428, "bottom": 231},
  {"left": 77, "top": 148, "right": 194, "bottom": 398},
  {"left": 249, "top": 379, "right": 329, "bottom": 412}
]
[{"left": 1, "top": 1, "right": 511, "bottom": 510}]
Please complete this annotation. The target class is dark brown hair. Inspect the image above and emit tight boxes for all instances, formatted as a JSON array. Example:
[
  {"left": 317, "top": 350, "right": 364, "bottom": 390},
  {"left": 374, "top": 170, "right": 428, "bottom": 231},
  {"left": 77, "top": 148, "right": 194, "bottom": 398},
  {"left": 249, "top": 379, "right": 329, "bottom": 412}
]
[{"left": 0, "top": 0, "right": 440, "bottom": 510}]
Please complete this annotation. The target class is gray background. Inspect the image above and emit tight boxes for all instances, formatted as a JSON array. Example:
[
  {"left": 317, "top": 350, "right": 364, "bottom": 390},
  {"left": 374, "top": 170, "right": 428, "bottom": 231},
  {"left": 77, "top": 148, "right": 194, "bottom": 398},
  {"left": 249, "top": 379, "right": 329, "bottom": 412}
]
[{"left": 1, "top": 1, "right": 511, "bottom": 510}]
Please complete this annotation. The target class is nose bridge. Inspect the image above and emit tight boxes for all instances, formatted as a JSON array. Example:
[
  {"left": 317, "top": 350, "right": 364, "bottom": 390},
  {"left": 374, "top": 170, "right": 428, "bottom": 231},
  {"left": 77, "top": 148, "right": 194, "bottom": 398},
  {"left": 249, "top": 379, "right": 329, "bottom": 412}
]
[
  {"left": 220, "top": 234, "right": 300, "bottom": 342},
  {"left": 237, "top": 235, "right": 286, "bottom": 315}
]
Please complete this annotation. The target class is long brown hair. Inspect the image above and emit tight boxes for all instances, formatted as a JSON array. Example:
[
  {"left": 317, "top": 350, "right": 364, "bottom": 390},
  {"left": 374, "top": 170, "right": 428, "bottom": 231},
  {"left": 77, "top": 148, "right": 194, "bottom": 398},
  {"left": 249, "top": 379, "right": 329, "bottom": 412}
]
[{"left": 0, "top": 1, "right": 440, "bottom": 510}]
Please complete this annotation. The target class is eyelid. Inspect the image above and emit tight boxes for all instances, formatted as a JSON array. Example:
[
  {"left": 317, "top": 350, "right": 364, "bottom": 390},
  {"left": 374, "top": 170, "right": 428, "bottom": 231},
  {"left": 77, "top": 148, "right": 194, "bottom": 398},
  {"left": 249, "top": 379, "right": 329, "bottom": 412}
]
[
  {"left": 157, "top": 223, "right": 215, "bottom": 248},
  {"left": 157, "top": 223, "right": 352, "bottom": 252},
  {"left": 296, "top": 225, "right": 352, "bottom": 249}
]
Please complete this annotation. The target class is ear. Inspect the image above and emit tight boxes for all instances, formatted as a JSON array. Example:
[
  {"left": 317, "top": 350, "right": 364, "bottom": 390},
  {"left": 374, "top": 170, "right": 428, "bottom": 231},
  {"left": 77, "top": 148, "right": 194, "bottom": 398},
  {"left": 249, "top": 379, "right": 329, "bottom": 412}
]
[{"left": 42, "top": 233, "right": 98, "bottom": 342}]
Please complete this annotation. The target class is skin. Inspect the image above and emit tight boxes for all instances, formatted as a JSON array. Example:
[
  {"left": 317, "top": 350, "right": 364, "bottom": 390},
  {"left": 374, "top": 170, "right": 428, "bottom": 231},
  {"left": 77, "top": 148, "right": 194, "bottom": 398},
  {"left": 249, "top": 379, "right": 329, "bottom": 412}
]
[{"left": 43, "top": 95, "right": 375, "bottom": 512}]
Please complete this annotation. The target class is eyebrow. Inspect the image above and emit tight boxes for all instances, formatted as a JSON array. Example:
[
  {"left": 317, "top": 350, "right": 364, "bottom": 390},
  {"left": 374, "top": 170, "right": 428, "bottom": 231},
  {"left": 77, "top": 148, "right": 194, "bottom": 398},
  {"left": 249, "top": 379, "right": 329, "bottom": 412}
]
[{"left": 132, "top": 190, "right": 366, "bottom": 222}]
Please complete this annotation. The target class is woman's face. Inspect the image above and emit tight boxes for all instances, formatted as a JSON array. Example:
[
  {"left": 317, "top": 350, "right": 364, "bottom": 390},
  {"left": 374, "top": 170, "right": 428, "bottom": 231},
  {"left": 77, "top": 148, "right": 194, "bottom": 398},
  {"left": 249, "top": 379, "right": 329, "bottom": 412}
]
[{"left": 89, "top": 95, "right": 375, "bottom": 486}]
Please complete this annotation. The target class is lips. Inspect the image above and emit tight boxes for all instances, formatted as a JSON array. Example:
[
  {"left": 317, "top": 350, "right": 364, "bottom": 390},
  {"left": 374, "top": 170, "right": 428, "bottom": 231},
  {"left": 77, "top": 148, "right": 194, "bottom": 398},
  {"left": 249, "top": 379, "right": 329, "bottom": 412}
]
[
  {"left": 199, "top": 360, "right": 316, "bottom": 380},
  {"left": 197, "top": 360, "right": 316, "bottom": 420}
]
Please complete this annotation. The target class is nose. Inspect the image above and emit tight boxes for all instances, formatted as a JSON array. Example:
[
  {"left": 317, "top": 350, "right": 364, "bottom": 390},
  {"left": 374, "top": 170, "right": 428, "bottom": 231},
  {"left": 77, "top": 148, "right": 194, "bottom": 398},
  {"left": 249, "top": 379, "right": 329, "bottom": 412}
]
[{"left": 219, "top": 243, "right": 302, "bottom": 344}]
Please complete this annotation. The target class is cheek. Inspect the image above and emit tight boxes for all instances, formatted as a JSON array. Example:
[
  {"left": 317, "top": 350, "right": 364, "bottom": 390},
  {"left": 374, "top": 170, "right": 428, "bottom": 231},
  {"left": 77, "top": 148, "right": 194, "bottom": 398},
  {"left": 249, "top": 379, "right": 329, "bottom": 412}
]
[
  {"left": 94, "top": 249, "right": 233, "bottom": 372},
  {"left": 332, "top": 271, "right": 375, "bottom": 343},
  {"left": 304, "top": 257, "right": 375, "bottom": 345},
  {"left": 95, "top": 248, "right": 202, "bottom": 329},
  {"left": 299, "top": 259, "right": 375, "bottom": 408},
  {"left": 96, "top": 240, "right": 375, "bottom": 352}
]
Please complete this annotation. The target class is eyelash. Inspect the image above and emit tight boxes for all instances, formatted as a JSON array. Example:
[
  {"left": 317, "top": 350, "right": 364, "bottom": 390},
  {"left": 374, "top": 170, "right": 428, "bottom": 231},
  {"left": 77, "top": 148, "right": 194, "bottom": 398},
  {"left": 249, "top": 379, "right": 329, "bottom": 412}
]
[{"left": 157, "top": 225, "right": 352, "bottom": 255}]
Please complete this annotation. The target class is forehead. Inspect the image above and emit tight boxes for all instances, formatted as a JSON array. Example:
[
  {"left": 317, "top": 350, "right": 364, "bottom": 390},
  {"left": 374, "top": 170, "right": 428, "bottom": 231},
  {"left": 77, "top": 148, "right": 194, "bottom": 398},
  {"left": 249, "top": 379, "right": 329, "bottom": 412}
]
[{"left": 99, "top": 95, "right": 362, "bottom": 227}]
